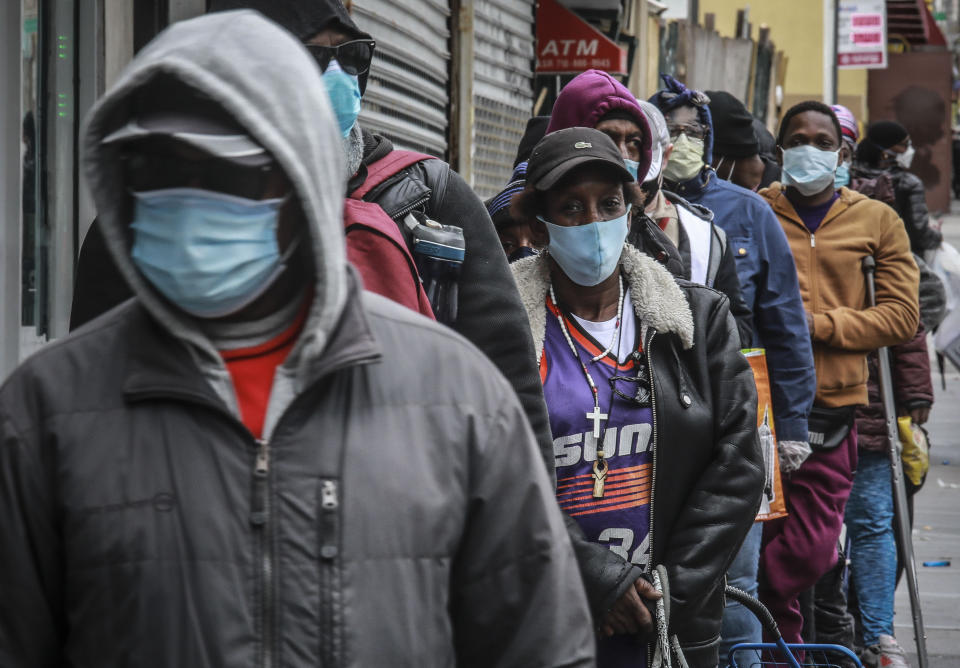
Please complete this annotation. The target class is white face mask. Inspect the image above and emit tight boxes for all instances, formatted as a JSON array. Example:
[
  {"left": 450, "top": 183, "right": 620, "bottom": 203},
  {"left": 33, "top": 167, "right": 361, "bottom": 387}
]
[{"left": 896, "top": 145, "right": 915, "bottom": 170}]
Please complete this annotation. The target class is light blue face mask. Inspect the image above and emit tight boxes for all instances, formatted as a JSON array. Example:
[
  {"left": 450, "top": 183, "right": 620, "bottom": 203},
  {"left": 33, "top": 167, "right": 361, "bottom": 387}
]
[
  {"left": 835, "top": 161, "right": 851, "bottom": 188},
  {"left": 538, "top": 205, "right": 631, "bottom": 287},
  {"left": 130, "top": 187, "right": 290, "bottom": 318},
  {"left": 322, "top": 59, "right": 362, "bottom": 138},
  {"left": 781, "top": 145, "right": 840, "bottom": 196},
  {"left": 623, "top": 158, "right": 639, "bottom": 181}
]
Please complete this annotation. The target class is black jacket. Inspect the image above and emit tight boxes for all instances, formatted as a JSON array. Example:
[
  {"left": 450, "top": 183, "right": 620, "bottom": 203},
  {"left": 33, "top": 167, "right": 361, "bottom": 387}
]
[
  {"left": 513, "top": 245, "right": 764, "bottom": 668},
  {"left": 851, "top": 163, "right": 942, "bottom": 253},
  {"left": 353, "top": 134, "right": 732, "bottom": 633}
]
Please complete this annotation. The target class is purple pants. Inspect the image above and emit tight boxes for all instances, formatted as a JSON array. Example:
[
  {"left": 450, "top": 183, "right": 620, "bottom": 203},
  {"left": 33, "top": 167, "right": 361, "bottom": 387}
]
[{"left": 758, "top": 426, "right": 858, "bottom": 644}]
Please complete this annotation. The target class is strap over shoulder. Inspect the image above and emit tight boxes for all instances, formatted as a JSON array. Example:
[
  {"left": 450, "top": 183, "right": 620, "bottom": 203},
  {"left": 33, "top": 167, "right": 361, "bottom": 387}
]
[{"left": 350, "top": 150, "right": 435, "bottom": 200}]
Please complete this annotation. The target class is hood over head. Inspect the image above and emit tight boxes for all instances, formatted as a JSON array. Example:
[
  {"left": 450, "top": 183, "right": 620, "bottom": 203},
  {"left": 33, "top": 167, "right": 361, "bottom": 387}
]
[
  {"left": 546, "top": 69, "right": 653, "bottom": 182},
  {"left": 649, "top": 73, "right": 714, "bottom": 163},
  {"left": 208, "top": 0, "right": 373, "bottom": 93},
  {"left": 82, "top": 10, "right": 348, "bottom": 366},
  {"left": 637, "top": 99, "right": 669, "bottom": 182}
]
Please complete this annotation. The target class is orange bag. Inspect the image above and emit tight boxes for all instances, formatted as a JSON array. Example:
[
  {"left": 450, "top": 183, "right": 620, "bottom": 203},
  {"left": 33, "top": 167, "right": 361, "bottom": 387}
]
[{"left": 742, "top": 349, "right": 787, "bottom": 521}]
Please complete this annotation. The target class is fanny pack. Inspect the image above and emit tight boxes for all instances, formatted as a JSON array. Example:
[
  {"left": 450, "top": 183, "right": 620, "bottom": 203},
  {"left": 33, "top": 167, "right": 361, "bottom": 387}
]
[{"left": 808, "top": 405, "right": 856, "bottom": 451}]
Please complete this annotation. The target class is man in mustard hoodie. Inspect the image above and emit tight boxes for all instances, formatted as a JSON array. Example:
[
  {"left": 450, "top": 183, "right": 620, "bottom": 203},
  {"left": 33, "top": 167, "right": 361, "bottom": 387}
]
[{"left": 757, "top": 101, "right": 919, "bottom": 646}]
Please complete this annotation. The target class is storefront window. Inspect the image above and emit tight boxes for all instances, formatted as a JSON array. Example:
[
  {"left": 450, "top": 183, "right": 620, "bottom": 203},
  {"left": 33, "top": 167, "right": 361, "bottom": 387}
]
[
  {"left": 21, "top": 0, "right": 42, "bottom": 352},
  {"left": 20, "top": 0, "right": 76, "bottom": 359}
]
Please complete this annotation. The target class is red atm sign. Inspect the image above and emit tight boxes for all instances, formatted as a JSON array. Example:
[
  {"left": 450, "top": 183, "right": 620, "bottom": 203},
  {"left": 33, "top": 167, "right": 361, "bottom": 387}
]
[{"left": 536, "top": 0, "right": 628, "bottom": 75}]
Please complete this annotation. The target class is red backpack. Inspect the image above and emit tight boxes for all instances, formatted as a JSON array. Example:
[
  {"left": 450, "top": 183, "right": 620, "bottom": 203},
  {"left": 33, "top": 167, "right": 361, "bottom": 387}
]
[{"left": 343, "top": 151, "right": 435, "bottom": 320}]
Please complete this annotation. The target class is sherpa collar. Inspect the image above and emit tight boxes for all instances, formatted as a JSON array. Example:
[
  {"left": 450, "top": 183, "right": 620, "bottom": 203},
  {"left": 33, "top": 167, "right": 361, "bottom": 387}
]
[{"left": 511, "top": 243, "right": 695, "bottom": 361}]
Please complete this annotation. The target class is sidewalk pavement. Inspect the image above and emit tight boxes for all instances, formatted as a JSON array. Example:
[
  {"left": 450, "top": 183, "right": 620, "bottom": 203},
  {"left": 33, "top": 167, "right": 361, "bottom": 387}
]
[{"left": 894, "top": 201, "right": 960, "bottom": 667}]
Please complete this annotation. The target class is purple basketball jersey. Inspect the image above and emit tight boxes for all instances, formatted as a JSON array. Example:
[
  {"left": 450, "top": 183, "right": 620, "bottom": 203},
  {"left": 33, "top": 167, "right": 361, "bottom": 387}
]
[{"left": 542, "top": 297, "right": 652, "bottom": 668}]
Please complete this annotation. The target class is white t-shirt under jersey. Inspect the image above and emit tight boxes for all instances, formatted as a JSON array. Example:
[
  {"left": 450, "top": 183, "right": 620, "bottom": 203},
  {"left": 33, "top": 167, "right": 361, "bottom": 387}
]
[{"left": 570, "top": 287, "right": 637, "bottom": 364}]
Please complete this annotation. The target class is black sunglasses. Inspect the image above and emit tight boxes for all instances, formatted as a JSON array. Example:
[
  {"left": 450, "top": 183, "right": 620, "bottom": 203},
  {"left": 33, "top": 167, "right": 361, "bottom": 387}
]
[{"left": 306, "top": 39, "right": 376, "bottom": 76}]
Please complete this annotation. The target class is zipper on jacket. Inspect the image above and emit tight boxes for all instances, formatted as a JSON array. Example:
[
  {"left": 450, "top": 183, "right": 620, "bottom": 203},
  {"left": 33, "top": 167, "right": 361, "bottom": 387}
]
[
  {"left": 645, "top": 330, "right": 658, "bottom": 571},
  {"left": 319, "top": 479, "right": 340, "bottom": 666},
  {"left": 645, "top": 330, "right": 658, "bottom": 668},
  {"left": 392, "top": 195, "right": 430, "bottom": 223},
  {"left": 251, "top": 438, "right": 275, "bottom": 668},
  {"left": 809, "top": 231, "right": 819, "bottom": 336}
]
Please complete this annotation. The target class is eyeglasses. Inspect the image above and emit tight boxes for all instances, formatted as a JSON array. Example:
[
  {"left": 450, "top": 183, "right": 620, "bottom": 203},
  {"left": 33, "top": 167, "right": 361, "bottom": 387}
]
[
  {"left": 667, "top": 121, "right": 707, "bottom": 141},
  {"left": 121, "top": 151, "right": 280, "bottom": 200},
  {"left": 306, "top": 39, "right": 376, "bottom": 76},
  {"left": 608, "top": 373, "right": 651, "bottom": 407}
]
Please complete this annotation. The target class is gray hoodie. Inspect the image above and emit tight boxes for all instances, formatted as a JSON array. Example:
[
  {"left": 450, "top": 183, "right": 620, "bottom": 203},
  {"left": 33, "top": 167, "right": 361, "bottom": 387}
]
[
  {"left": 83, "top": 10, "right": 346, "bottom": 432},
  {"left": 1, "top": 11, "right": 595, "bottom": 667}
]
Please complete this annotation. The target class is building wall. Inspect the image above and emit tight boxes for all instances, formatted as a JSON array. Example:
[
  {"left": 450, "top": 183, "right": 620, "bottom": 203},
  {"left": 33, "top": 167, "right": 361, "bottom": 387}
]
[{"left": 697, "top": 0, "right": 868, "bottom": 121}]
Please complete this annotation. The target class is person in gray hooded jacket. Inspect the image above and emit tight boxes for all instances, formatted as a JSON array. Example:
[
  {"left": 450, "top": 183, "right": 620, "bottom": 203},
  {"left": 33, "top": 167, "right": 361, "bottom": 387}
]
[{"left": 0, "top": 12, "right": 593, "bottom": 668}]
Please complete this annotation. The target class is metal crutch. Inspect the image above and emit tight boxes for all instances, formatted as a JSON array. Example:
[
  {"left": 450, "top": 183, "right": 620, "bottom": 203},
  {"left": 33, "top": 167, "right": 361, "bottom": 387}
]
[{"left": 861, "top": 255, "right": 929, "bottom": 668}]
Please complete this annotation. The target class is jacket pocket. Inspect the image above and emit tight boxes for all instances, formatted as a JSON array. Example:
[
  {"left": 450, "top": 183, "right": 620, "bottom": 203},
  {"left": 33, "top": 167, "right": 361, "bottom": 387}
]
[
  {"left": 319, "top": 479, "right": 343, "bottom": 666},
  {"left": 815, "top": 346, "right": 868, "bottom": 393},
  {"left": 729, "top": 235, "right": 753, "bottom": 263}
]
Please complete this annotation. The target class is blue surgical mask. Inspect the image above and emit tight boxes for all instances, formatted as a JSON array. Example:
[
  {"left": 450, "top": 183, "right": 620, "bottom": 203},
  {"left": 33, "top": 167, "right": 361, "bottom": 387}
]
[
  {"left": 538, "top": 205, "right": 631, "bottom": 286},
  {"left": 781, "top": 145, "right": 840, "bottom": 196},
  {"left": 322, "top": 59, "right": 362, "bottom": 138},
  {"left": 624, "top": 158, "right": 639, "bottom": 181},
  {"left": 835, "top": 160, "right": 851, "bottom": 188},
  {"left": 130, "top": 187, "right": 290, "bottom": 318}
]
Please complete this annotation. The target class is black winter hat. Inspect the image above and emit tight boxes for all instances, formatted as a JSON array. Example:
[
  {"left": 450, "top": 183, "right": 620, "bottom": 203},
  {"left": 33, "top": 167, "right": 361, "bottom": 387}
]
[
  {"left": 514, "top": 116, "right": 550, "bottom": 167},
  {"left": 866, "top": 120, "right": 909, "bottom": 150},
  {"left": 706, "top": 90, "right": 758, "bottom": 158},
  {"left": 208, "top": 0, "right": 374, "bottom": 92},
  {"left": 857, "top": 120, "right": 909, "bottom": 164}
]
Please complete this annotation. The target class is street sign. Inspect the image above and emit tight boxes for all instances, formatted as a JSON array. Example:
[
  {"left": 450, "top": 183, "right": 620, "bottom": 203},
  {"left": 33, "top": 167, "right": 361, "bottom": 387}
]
[
  {"left": 838, "top": 0, "right": 888, "bottom": 69},
  {"left": 536, "top": 0, "right": 628, "bottom": 75}
]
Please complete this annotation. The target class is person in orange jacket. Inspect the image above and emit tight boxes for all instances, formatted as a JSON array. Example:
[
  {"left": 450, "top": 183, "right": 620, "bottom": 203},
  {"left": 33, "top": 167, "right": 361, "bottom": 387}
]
[{"left": 756, "top": 100, "right": 919, "bottom": 646}]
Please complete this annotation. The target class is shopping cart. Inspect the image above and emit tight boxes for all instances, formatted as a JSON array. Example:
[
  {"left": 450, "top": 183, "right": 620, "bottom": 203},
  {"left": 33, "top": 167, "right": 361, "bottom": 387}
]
[{"left": 724, "top": 585, "right": 862, "bottom": 668}]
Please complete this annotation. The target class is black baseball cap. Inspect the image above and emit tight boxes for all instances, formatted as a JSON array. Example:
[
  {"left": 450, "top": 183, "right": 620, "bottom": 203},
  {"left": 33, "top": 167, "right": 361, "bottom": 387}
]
[{"left": 526, "top": 127, "right": 634, "bottom": 191}]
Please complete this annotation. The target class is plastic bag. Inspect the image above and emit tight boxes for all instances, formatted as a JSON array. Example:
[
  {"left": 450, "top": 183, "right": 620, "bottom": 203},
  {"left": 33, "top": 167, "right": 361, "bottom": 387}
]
[
  {"left": 930, "top": 240, "right": 960, "bottom": 312},
  {"left": 899, "top": 417, "right": 930, "bottom": 488}
]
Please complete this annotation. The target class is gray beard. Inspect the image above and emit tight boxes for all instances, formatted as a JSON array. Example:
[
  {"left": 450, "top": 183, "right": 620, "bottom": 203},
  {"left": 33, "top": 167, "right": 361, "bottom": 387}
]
[{"left": 343, "top": 121, "right": 364, "bottom": 177}]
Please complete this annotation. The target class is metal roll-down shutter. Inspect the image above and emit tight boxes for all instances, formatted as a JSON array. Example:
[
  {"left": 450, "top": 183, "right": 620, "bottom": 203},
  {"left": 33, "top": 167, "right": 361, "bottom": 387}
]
[
  {"left": 351, "top": 0, "right": 451, "bottom": 157},
  {"left": 471, "top": 0, "right": 535, "bottom": 198}
]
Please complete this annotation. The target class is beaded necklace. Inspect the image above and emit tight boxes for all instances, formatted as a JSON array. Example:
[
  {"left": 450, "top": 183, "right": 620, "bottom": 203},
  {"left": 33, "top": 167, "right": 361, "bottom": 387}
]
[{"left": 548, "top": 274, "right": 625, "bottom": 498}]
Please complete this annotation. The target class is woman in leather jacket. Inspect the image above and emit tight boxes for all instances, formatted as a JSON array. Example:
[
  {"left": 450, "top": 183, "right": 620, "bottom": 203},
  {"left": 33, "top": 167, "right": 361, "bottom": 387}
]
[{"left": 510, "top": 127, "right": 764, "bottom": 668}]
